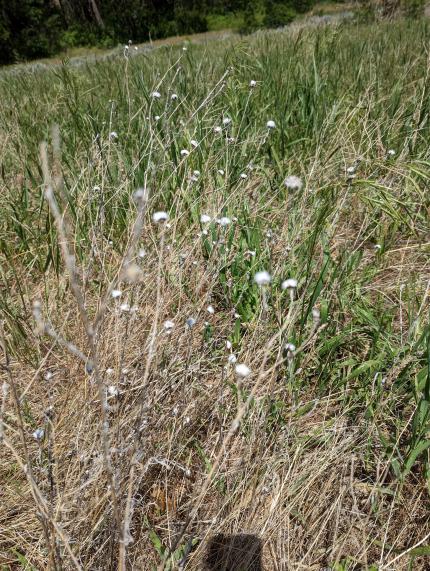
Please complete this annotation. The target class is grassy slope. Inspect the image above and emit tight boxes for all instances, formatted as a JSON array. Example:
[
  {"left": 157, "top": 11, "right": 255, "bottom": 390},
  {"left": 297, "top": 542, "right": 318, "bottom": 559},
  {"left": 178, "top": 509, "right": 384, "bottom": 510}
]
[{"left": 0, "top": 16, "right": 430, "bottom": 571}]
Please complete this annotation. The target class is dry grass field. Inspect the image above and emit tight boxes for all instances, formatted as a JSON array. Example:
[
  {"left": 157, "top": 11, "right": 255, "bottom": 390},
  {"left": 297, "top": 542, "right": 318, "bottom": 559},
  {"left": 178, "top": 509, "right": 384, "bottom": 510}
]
[{"left": 0, "top": 14, "right": 430, "bottom": 571}]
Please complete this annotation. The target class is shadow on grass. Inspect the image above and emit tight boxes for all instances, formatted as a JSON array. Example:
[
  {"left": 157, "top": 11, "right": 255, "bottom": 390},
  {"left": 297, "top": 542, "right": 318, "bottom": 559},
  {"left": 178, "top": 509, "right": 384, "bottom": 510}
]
[{"left": 205, "top": 533, "right": 263, "bottom": 570}]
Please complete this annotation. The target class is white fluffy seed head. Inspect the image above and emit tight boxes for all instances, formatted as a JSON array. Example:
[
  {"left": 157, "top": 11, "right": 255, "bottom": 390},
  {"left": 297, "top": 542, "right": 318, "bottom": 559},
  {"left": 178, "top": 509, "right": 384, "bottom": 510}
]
[
  {"left": 108, "top": 385, "right": 119, "bottom": 397},
  {"left": 217, "top": 216, "right": 231, "bottom": 226},
  {"left": 312, "top": 307, "right": 321, "bottom": 323},
  {"left": 282, "top": 278, "right": 298, "bottom": 290},
  {"left": 33, "top": 428, "right": 44, "bottom": 441},
  {"left": 388, "top": 149, "right": 396, "bottom": 156},
  {"left": 222, "top": 117, "right": 231, "bottom": 126},
  {"left": 254, "top": 271, "right": 271, "bottom": 286},
  {"left": 228, "top": 354, "right": 237, "bottom": 364},
  {"left": 133, "top": 187, "right": 147, "bottom": 202},
  {"left": 266, "top": 120, "right": 276, "bottom": 129},
  {"left": 109, "top": 131, "right": 118, "bottom": 140},
  {"left": 235, "top": 363, "right": 251, "bottom": 378},
  {"left": 111, "top": 289, "right": 122, "bottom": 298},
  {"left": 186, "top": 317, "right": 196, "bottom": 328},
  {"left": 190, "top": 139, "right": 198, "bottom": 148},
  {"left": 285, "top": 343, "right": 296, "bottom": 359},
  {"left": 226, "top": 340, "right": 232, "bottom": 350},
  {"left": 123, "top": 263, "right": 142, "bottom": 283},
  {"left": 171, "top": 93, "right": 178, "bottom": 100},
  {"left": 152, "top": 211, "right": 169, "bottom": 223},
  {"left": 218, "top": 216, "right": 231, "bottom": 226},
  {"left": 200, "top": 214, "right": 211, "bottom": 224},
  {"left": 346, "top": 166, "right": 356, "bottom": 174},
  {"left": 207, "top": 305, "right": 215, "bottom": 315},
  {"left": 151, "top": 91, "right": 161, "bottom": 98},
  {"left": 180, "top": 149, "right": 190, "bottom": 157},
  {"left": 163, "top": 320, "right": 175, "bottom": 330},
  {"left": 284, "top": 175, "right": 303, "bottom": 190},
  {"left": 214, "top": 126, "right": 222, "bottom": 133},
  {"left": 250, "top": 80, "right": 257, "bottom": 87}
]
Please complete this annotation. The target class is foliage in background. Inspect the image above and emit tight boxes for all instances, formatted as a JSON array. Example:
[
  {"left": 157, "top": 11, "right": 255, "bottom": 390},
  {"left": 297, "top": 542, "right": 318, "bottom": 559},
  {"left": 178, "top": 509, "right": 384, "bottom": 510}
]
[
  {"left": 263, "top": 0, "right": 297, "bottom": 28},
  {"left": 402, "top": 0, "right": 426, "bottom": 18},
  {"left": 362, "top": 0, "right": 425, "bottom": 19},
  {"left": 0, "top": 0, "right": 64, "bottom": 62},
  {"left": 0, "top": 0, "right": 351, "bottom": 65}
]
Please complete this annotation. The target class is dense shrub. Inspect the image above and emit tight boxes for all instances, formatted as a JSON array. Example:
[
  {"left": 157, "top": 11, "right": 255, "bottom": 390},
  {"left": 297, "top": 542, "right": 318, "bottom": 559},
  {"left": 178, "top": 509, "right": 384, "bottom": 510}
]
[
  {"left": 289, "top": 0, "right": 312, "bottom": 13},
  {"left": 174, "top": 9, "right": 208, "bottom": 35},
  {"left": 264, "top": 1, "right": 296, "bottom": 28},
  {"left": 402, "top": 0, "right": 425, "bottom": 18},
  {"left": 361, "top": 0, "right": 425, "bottom": 20},
  {"left": 0, "top": 0, "right": 64, "bottom": 64},
  {"left": 240, "top": 5, "right": 260, "bottom": 34}
]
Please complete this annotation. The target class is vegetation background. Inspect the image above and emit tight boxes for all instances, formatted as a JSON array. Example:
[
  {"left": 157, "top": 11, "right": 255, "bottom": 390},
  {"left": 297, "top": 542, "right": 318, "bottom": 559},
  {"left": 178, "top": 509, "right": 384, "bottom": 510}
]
[
  {"left": 1, "top": 1, "right": 426, "bottom": 66},
  {"left": 1, "top": 1, "right": 430, "bottom": 570},
  {"left": 1, "top": 0, "right": 353, "bottom": 65}
]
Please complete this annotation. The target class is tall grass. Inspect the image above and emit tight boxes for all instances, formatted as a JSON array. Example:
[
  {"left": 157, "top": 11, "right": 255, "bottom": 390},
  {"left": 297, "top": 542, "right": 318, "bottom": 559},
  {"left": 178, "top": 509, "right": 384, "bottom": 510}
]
[{"left": 0, "top": 17, "right": 430, "bottom": 570}]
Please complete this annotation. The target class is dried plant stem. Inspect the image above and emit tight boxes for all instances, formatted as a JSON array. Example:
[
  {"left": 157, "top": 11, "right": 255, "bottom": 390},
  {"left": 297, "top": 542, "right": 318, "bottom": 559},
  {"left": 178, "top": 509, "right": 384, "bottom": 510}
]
[
  {"left": 2, "top": 434, "right": 83, "bottom": 570},
  {"left": 119, "top": 230, "right": 166, "bottom": 568},
  {"left": 0, "top": 377, "right": 8, "bottom": 443},
  {"left": 1, "top": 322, "right": 76, "bottom": 569},
  {"left": 94, "top": 189, "right": 148, "bottom": 330},
  {"left": 40, "top": 141, "right": 121, "bottom": 551}
]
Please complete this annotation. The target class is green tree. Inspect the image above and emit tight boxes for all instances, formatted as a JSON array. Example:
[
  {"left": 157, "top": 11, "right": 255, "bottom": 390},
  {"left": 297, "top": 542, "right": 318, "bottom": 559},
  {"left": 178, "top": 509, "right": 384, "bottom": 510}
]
[
  {"left": 264, "top": 0, "right": 296, "bottom": 28},
  {"left": 0, "top": 0, "right": 63, "bottom": 64},
  {"left": 240, "top": 3, "right": 259, "bottom": 34},
  {"left": 0, "top": 0, "right": 320, "bottom": 66},
  {"left": 289, "top": 0, "right": 312, "bottom": 13},
  {"left": 401, "top": 0, "right": 425, "bottom": 18}
]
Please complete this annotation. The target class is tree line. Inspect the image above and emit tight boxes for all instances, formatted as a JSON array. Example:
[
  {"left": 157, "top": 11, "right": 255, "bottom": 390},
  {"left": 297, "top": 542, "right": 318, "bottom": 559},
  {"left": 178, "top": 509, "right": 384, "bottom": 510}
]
[
  {"left": 1, "top": 1, "right": 423, "bottom": 66},
  {"left": 0, "top": 0, "right": 324, "bottom": 65}
]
